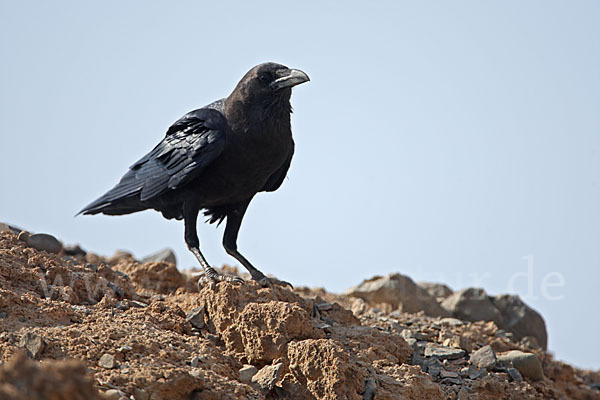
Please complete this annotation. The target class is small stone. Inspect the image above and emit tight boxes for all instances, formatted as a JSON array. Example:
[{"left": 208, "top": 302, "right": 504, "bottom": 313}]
[
  {"left": 186, "top": 306, "right": 205, "bottom": 329},
  {"left": 252, "top": 362, "right": 284, "bottom": 391},
  {"left": 440, "top": 317, "right": 464, "bottom": 327},
  {"left": 239, "top": 364, "right": 258, "bottom": 383},
  {"left": 190, "top": 356, "right": 201, "bottom": 368},
  {"left": 18, "top": 332, "right": 45, "bottom": 359},
  {"left": 63, "top": 244, "right": 87, "bottom": 257},
  {"left": 0, "top": 312, "right": 7, "bottom": 318},
  {"left": 26, "top": 233, "right": 63, "bottom": 254},
  {"left": 424, "top": 344, "right": 466, "bottom": 360},
  {"left": 128, "top": 300, "right": 148, "bottom": 308},
  {"left": 115, "top": 301, "right": 129, "bottom": 311},
  {"left": 133, "top": 389, "right": 150, "bottom": 400},
  {"left": 497, "top": 350, "right": 543, "bottom": 381},
  {"left": 440, "top": 370, "right": 459, "bottom": 379},
  {"left": 117, "top": 345, "right": 132, "bottom": 353},
  {"left": 150, "top": 294, "right": 165, "bottom": 302},
  {"left": 363, "top": 377, "right": 376, "bottom": 400},
  {"left": 470, "top": 345, "right": 496, "bottom": 370},
  {"left": 103, "top": 389, "right": 126, "bottom": 400},
  {"left": 0, "top": 223, "right": 16, "bottom": 233},
  {"left": 417, "top": 281, "right": 453, "bottom": 299},
  {"left": 17, "top": 231, "right": 30, "bottom": 242},
  {"left": 142, "top": 248, "right": 177, "bottom": 266},
  {"left": 317, "top": 322, "right": 332, "bottom": 330},
  {"left": 315, "top": 302, "right": 333, "bottom": 311},
  {"left": 440, "top": 377, "right": 462, "bottom": 385},
  {"left": 441, "top": 288, "right": 504, "bottom": 326},
  {"left": 98, "top": 353, "right": 116, "bottom": 369},
  {"left": 507, "top": 367, "right": 523, "bottom": 382}
]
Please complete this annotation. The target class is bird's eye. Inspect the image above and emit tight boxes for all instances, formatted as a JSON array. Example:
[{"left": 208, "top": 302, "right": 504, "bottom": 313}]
[{"left": 258, "top": 73, "right": 270, "bottom": 83}]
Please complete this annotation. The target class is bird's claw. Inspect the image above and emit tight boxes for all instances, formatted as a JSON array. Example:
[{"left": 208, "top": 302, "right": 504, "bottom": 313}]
[
  {"left": 257, "top": 276, "right": 293, "bottom": 289},
  {"left": 197, "top": 271, "right": 245, "bottom": 290}
]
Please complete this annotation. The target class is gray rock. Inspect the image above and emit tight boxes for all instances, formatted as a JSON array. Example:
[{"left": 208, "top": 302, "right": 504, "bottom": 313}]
[
  {"left": 186, "top": 306, "right": 205, "bottom": 329},
  {"left": 362, "top": 377, "right": 376, "bottom": 400},
  {"left": 440, "top": 377, "right": 462, "bottom": 385},
  {"left": 493, "top": 294, "right": 547, "bottom": 350},
  {"left": 0, "top": 222, "right": 21, "bottom": 234},
  {"left": 103, "top": 389, "right": 126, "bottom": 400},
  {"left": 26, "top": 233, "right": 63, "bottom": 254},
  {"left": 133, "top": 388, "right": 150, "bottom": 400},
  {"left": 315, "top": 302, "right": 333, "bottom": 311},
  {"left": 424, "top": 344, "right": 466, "bottom": 360},
  {"left": 98, "top": 353, "right": 117, "bottom": 369},
  {"left": 440, "top": 370, "right": 459, "bottom": 379},
  {"left": 346, "top": 273, "right": 450, "bottom": 317},
  {"left": 239, "top": 365, "right": 258, "bottom": 383},
  {"left": 142, "top": 248, "right": 177, "bottom": 266},
  {"left": 441, "top": 288, "right": 504, "bottom": 326},
  {"left": 470, "top": 345, "right": 496, "bottom": 370},
  {"left": 252, "top": 362, "right": 284, "bottom": 391},
  {"left": 507, "top": 367, "right": 523, "bottom": 382},
  {"left": 439, "top": 317, "right": 464, "bottom": 327},
  {"left": 18, "top": 332, "right": 45, "bottom": 359},
  {"left": 190, "top": 356, "right": 201, "bottom": 368},
  {"left": 497, "top": 350, "right": 543, "bottom": 381},
  {"left": 417, "top": 282, "right": 453, "bottom": 299}
]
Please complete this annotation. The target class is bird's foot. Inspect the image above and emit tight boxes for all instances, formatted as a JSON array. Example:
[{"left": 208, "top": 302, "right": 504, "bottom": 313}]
[
  {"left": 250, "top": 270, "right": 293, "bottom": 289},
  {"left": 197, "top": 266, "right": 245, "bottom": 290}
]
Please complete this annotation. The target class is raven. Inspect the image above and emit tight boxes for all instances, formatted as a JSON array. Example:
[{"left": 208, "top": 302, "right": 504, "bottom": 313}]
[{"left": 79, "top": 62, "right": 309, "bottom": 288}]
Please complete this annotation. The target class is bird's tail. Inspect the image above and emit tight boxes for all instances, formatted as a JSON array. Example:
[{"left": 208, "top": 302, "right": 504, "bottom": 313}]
[{"left": 77, "top": 195, "right": 147, "bottom": 216}]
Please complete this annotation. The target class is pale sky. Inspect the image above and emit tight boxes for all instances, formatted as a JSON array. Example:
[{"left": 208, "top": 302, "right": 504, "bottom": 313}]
[{"left": 1, "top": 1, "right": 599, "bottom": 369}]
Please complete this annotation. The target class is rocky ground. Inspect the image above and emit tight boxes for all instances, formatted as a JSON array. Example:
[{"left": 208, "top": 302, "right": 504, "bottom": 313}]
[{"left": 0, "top": 225, "right": 599, "bottom": 399}]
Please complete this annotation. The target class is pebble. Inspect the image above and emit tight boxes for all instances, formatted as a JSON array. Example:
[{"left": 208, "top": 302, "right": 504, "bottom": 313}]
[
  {"left": 470, "top": 345, "right": 496, "bottom": 370},
  {"left": 497, "top": 350, "right": 543, "bottom": 381},
  {"left": 103, "top": 389, "right": 126, "bottom": 400},
  {"left": 315, "top": 302, "right": 333, "bottom": 311},
  {"left": 239, "top": 364, "right": 258, "bottom": 383},
  {"left": 363, "top": 377, "right": 376, "bottom": 400},
  {"left": 186, "top": 306, "right": 205, "bottom": 329},
  {"left": 18, "top": 332, "right": 45, "bottom": 359},
  {"left": 424, "top": 344, "right": 466, "bottom": 360},
  {"left": 460, "top": 365, "right": 486, "bottom": 379},
  {"left": 440, "top": 370, "right": 459, "bottom": 379},
  {"left": 0, "top": 312, "right": 7, "bottom": 319},
  {"left": 98, "top": 353, "right": 117, "bottom": 369},
  {"left": 141, "top": 248, "right": 177, "bottom": 266},
  {"left": 252, "top": 362, "right": 284, "bottom": 391},
  {"left": 190, "top": 356, "right": 201, "bottom": 367},
  {"left": 128, "top": 300, "right": 148, "bottom": 308},
  {"left": 439, "top": 317, "right": 464, "bottom": 327},
  {"left": 25, "top": 233, "right": 63, "bottom": 254},
  {"left": 507, "top": 367, "right": 523, "bottom": 382},
  {"left": 440, "top": 377, "right": 462, "bottom": 385}
]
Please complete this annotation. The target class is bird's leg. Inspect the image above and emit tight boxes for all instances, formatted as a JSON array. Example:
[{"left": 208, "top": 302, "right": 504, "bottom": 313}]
[
  {"left": 223, "top": 200, "right": 292, "bottom": 288},
  {"left": 184, "top": 204, "right": 243, "bottom": 289}
]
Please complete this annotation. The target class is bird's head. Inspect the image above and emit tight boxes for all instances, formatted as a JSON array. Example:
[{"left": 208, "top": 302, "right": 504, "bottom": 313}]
[{"left": 229, "top": 62, "right": 310, "bottom": 109}]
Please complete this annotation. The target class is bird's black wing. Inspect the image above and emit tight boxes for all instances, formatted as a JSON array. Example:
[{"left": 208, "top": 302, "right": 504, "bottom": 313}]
[
  {"left": 79, "top": 107, "right": 227, "bottom": 215},
  {"left": 261, "top": 147, "right": 294, "bottom": 192}
]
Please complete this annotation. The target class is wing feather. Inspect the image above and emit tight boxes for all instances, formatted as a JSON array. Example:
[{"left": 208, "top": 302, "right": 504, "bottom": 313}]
[{"left": 79, "top": 107, "right": 227, "bottom": 215}]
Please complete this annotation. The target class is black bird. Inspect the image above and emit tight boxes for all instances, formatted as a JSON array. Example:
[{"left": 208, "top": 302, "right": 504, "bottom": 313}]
[{"left": 79, "top": 62, "right": 309, "bottom": 287}]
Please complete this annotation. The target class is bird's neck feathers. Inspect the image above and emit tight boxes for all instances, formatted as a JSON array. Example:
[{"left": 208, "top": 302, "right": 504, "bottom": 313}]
[{"left": 225, "top": 91, "right": 292, "bottom": 133}]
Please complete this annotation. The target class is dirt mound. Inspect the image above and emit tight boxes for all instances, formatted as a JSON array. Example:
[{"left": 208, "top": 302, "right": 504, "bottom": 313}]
[{"left": 0, "top": 230, "right": 598, "bottom": 399}]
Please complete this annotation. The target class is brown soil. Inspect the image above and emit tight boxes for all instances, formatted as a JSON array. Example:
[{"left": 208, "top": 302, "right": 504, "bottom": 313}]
[{"left": 0, "top": 231, "right": 598, "bottom": 399}]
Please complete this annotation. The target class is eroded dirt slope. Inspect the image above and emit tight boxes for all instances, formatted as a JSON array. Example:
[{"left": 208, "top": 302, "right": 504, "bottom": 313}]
[{"left": 0, "top": 231, "right": 598, "bottom": 400}]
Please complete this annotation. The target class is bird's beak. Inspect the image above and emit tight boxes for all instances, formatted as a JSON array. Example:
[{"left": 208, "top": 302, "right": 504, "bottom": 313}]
[{"left": 270, "top": 68, "right": 310, "bottom": 91}]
